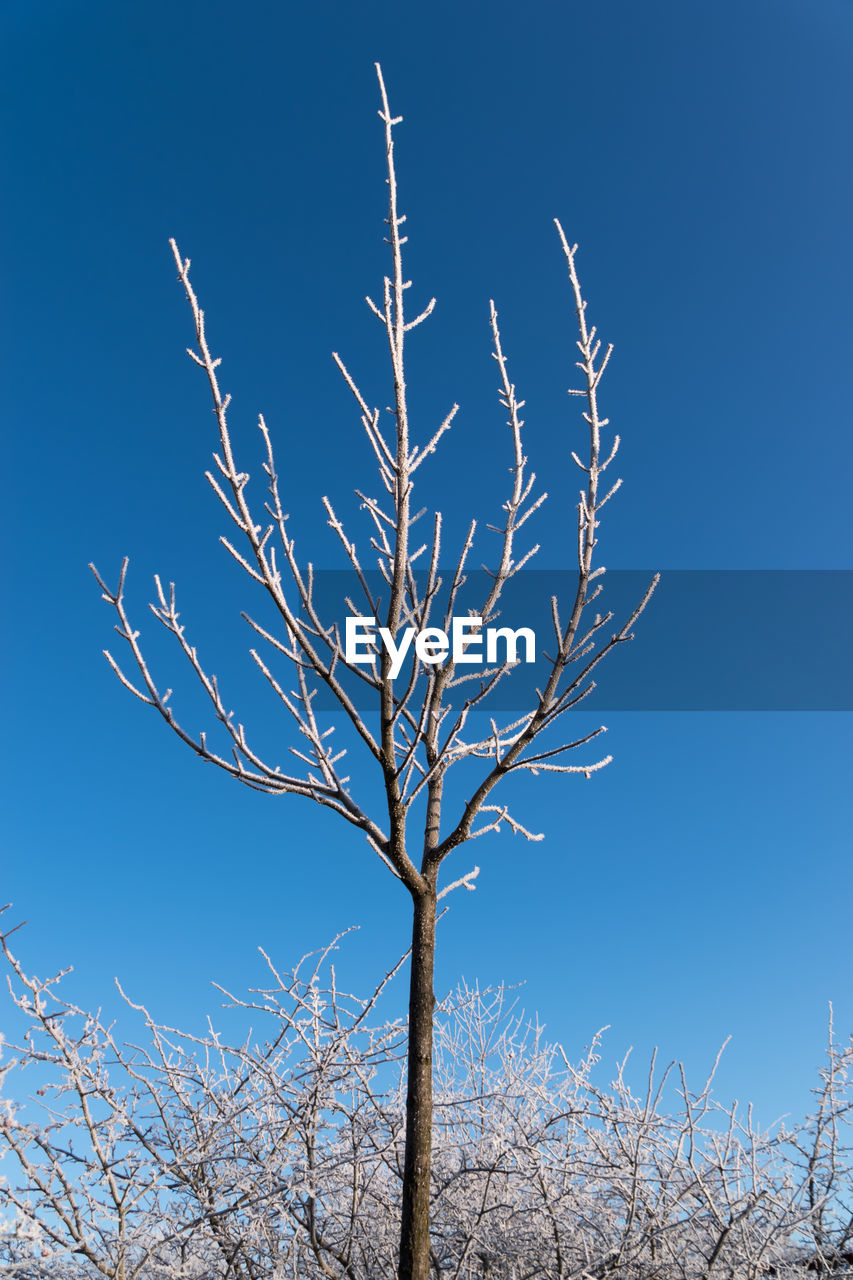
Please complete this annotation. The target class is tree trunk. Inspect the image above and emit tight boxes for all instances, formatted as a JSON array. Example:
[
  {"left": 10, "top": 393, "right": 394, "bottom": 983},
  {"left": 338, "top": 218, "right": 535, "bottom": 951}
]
[{"left": 398, "top": 887, "right": 437, "bottom": 1280}]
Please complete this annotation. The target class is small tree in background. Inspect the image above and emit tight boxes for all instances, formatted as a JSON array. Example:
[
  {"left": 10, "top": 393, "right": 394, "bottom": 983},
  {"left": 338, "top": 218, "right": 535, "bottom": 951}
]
[{"left": 87, "top": 65, "right": 656, "bottom": 1280}]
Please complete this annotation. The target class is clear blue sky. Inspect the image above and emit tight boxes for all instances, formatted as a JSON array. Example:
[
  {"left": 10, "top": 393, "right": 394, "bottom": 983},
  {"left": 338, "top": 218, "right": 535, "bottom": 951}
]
[{"left": 2, "top": 0, "right": 851, "bottom": 1125}]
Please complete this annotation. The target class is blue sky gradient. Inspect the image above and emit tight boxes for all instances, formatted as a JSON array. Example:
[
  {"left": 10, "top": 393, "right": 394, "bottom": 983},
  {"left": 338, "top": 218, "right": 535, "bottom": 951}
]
[{"left": 2, "top": 0, "right": 851, "bottom": 1124}]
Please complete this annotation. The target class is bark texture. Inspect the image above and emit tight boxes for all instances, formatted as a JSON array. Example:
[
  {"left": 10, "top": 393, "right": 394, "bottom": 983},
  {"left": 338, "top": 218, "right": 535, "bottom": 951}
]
[{"left": 398, "top": 889, "right": 437, "bottom": 1280}]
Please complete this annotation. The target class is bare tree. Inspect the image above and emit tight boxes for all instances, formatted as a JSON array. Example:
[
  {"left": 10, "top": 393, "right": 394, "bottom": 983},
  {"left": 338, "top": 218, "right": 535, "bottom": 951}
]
[
  {"left": 87, "top": 64, "right": 657, "bottom": 1280},
  {"left": 0, "top": 915, "right": 413, "bottom": 1280},
  {"left": 783, "top": 1009, "right": 853, "bottom": 1277},
  {"left": 2, "top": 920, "right": 851, "bottom": 1280}
]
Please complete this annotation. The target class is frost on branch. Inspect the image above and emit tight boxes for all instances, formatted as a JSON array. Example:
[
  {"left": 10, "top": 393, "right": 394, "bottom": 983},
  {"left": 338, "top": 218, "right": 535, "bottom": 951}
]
[
  {"left": 1, "top": 919, "right": 851, "bottom": 1279},
  {"left": 83, "top": 64, "right": 667, "bottom": 1280},
  {"left": 88, "top": 64, "right": 658, "bottom": 902}
]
